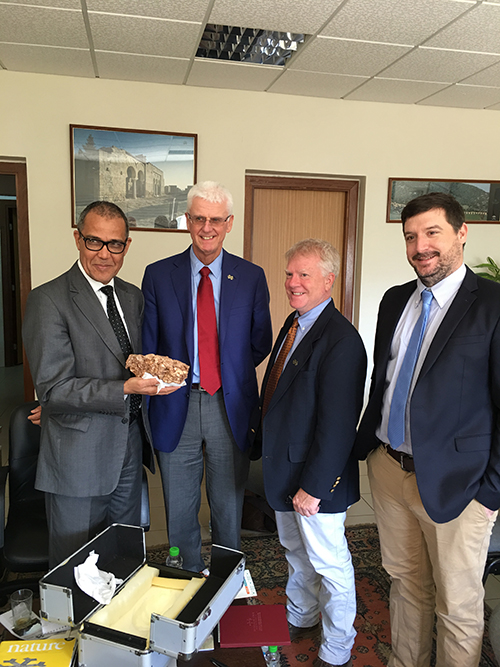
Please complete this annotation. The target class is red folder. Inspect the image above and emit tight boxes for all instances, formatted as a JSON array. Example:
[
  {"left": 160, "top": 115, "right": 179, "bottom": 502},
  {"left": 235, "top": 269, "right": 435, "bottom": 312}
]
[{"left": 219, "top": 604, "right": 291, "bottom": 648}]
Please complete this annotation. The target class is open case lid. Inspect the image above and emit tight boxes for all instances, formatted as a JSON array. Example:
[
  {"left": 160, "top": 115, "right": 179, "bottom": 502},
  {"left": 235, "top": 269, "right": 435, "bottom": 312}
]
[{"left": 41, "top": 523, "right": 146, "bottom": 626}]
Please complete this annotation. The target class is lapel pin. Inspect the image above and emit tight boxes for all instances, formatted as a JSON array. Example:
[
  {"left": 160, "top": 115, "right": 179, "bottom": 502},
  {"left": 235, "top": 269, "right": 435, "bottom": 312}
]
[
  {"left": 228, "top": 274, "right": 234, "bottom": 280},
  {"left": 292, "top": 359, "right": 298, "bottom": 366}
]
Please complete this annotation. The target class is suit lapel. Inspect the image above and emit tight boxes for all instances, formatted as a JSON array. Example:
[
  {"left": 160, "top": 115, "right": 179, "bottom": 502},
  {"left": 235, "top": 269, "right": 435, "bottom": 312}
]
[
  {"left": 69, "top": 263, "right": 124, "bottom": 364},
  {"left": 171, "top": 248, "right": 195, "bottom": 365},
  {"left": 419, "top": 267, "right": 478, "bottom": 379},
  {"left": 375, "top": 282, "right": 415, "bottom": 378},
  {"left": 219, "top": 250, "right": 238, "bottom": 350},
  {"left": 265, "top": 302, "right": 334, "bottom": 415},
  {"left": 115, "top": 280, "right": 140, "bottom": 353}
]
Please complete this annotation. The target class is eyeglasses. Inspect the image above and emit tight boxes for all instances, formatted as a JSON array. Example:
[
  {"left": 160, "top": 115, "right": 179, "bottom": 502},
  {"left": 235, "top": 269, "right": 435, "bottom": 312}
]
[
  {"left": 79, "top": 232, "right": 127, "bottom": 254},
  {"left": 186, "top": 213, "right": 232, "bottom": 227}
]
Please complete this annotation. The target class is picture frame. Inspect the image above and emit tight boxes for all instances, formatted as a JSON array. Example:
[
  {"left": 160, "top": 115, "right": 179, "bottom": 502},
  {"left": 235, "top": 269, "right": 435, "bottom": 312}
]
[
  {"left": 70, "top": 125, "right": 197, "bottom": 231},
  {"left": 387, "top": 178, "right": 500, "bottom": 224}
]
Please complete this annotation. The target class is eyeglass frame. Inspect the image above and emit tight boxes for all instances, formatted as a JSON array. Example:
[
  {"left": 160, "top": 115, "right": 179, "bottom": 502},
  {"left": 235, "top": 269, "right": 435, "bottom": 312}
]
[
  {"left": 186, "top": 213, "right": 232, "bottom": 227},
  {"left": 78, "top": 231, "right": 128, "bottom": 254}
]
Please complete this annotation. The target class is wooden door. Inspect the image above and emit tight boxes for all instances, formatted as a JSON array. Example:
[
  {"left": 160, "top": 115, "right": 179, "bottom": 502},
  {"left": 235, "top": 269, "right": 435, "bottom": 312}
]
[
  {"left": 244, "top": 175, "right": 359, "bottom": 382},
  {"left": 0, "top": 162, "right": 33, "bottom": 399}
]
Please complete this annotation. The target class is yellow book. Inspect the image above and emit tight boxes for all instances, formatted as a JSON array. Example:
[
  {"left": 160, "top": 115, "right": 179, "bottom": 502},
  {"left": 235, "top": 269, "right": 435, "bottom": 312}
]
[{"left": 0, "top": 637, "right": 76, "bottom": 666}]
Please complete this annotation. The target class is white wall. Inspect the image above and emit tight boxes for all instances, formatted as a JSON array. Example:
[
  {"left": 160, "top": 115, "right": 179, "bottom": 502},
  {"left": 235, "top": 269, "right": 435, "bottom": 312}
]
[{"left": 2, "top": 69, "right": 500, "bottom": 365}]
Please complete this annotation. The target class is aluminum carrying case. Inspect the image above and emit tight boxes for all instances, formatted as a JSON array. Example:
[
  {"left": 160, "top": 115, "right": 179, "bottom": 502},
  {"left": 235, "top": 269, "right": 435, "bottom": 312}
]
[{"left": 39, "top": 524, "right": 246, "bottom": 667}]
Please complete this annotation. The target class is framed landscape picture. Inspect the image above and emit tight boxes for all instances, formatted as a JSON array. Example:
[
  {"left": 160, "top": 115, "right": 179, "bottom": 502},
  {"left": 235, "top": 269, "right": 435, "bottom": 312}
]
[
  {"left": 387, "top": 178, "right": 500, "bottom": 224},
  {"left": 70, "top": 125, "right": 197, "bottom": 231}
]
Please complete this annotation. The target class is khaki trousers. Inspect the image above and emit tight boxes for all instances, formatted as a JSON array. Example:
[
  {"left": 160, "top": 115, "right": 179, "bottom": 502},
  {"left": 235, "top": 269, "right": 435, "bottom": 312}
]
[{"left": 368, "top": 444, "right": 497, "bottom": 667}]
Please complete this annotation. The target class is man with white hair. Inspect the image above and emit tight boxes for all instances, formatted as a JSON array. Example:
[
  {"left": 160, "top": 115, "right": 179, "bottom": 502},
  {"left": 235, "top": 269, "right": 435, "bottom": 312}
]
[
  {"left": 254, "top": 239, "right": 366, "bottom": 667},
  {"left": 142, "top": 181, "right": 272, "bottom": 571}
]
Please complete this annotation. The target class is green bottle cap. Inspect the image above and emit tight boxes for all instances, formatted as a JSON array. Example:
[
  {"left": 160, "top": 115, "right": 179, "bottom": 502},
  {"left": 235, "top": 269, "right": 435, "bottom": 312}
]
[
  {"left": 169, "top": 546, "right": 180, "bottom": 557},
  {"left": 269, "top": 646, "right": 278, "bottom": 653}
]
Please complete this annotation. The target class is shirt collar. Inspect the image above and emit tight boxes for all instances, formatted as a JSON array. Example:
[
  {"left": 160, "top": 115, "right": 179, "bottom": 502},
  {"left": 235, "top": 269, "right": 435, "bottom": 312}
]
[
  {"left": 415, "top": 263, "right": 466, "bottom": 309},
  {"left": 190, "top": 246, "right": 223, "bottom": 278},
  {"left": 77, "top": 260, "right": 115, "bottom": 294},
  {"left": 296, "top": 297, "right": 332, "bottom": 328}
]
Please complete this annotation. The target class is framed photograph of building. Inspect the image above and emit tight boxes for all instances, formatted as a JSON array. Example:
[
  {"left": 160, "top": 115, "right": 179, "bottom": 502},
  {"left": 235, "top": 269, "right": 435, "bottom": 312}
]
[
  {"left": 387, "top": 178, "right": 500, "bottom": 224},
  {"left": 70, "top": 125, "right": 197, "bottom": 231}
]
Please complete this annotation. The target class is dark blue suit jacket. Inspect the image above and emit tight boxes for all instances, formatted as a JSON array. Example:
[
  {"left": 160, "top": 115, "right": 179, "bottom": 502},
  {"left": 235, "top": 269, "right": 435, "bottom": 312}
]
[
  {"left": 258, "top": 301, "right": 367, "bottom": 513},
  {"left": 355, "top": 267, "right": 500, "bottom": 523},
  {"left": 142, "top": 247, "right": 272, "bottom": 453}
]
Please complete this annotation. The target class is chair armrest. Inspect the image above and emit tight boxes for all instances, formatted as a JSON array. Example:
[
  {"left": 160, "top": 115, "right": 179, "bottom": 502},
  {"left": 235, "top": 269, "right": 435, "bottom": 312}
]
[{"left": 0, "top": 466, "right": 9, "bottom": 549}]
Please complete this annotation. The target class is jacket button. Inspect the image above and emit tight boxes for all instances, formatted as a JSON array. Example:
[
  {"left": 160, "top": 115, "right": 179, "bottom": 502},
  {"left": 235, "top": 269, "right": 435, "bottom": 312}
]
[{"left": 122, "top": 418, "right": 128, "bottom": 424}]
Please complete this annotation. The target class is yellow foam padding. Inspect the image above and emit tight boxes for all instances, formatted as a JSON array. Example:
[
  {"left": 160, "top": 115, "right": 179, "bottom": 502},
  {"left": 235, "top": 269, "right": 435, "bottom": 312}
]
[
  {"left": 151, "top": 577, "right": 189, "bottom": 590},
  {"left": 91, "top": 565, "right": 160, "bottom": 630},
  {"left": 89, "top": 565, "right": 206, "bottom": 643}
]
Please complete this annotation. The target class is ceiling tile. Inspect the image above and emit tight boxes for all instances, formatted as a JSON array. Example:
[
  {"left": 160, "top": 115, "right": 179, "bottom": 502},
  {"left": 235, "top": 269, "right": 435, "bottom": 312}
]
[
  {"left": 268, "top": 69, "right": 368, "bottom": 98},
  {"left": 0, "top": 43, "right": 94, "bottom": 76},
  {"left": 88, "top": 13, "right": 201, "bottom": 58},
  {"left": 209, "top": 0, "right": 343, "bottom": 35},
  {"left": 0, "top": 5, "right": 88, "bottom": 47},
  {"left": 380, "top": 47, "right": 500, "bottom": 82},
  {"left": 426, "top": 3, "right": 500, "bottom": 54},
  {"left": 417, "top": 83, "right": 500, "bottom": 108},
  {"left": 344, "top": 77, "right": 450, "bottom": 103},
  {"left": 320, "top": 0, "right": 470, "bottom": 45},
  {"left": 96, "top": 51, "right": 189, "bottom": 84},
  {"left": 289, "top": 37, "right": 411, "bottom": 77},
  {"left": 187, "top": 59, "right": 281, "bottom": 91},
  {"left": 87, "top": 0, "right": 211, "bottom": 23},
  {"left": 462, "top": 61, "right": 500, "bottom": 86}
]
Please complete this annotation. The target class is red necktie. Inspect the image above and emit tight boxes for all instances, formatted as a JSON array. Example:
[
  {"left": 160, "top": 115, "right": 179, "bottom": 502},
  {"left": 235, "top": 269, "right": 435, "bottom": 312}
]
[
  {"left": 197, "top": 267, "right": 222, "bottom": 395},
  {"left": 262, "top": 318, "right": 299, "bottom": 416}
]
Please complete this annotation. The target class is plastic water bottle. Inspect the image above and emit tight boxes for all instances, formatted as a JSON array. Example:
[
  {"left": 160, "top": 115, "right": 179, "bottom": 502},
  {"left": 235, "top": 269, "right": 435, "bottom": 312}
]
[
  {"left": 165, "top": 546, "right": 183, "bottom": 568},
  {"left": 264, "top": 646, "right": 280, "bottom": 666}
]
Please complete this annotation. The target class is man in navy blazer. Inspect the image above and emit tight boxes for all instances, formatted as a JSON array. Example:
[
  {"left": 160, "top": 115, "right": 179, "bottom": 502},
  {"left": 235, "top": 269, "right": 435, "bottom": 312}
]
[
  {"left": 142, "top": 181, "right": 272, "bottom": 571},
  {"left": 356, "top": 192, "right": 500, "bottom": 667},
  {"left": 256, "top": 239, "right": 366, "bottom": 667}
]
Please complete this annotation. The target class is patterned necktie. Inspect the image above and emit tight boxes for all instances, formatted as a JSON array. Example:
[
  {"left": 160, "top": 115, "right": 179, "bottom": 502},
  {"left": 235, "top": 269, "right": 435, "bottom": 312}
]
[
  {"left": 262, "top": 318, "right": 299, "bottom": 417},
  {"left": 100, "top": 285, "right": 141, "bottom": 419},
  {"left": 197, "top": 267, "right": 222, "bottom": 395},
  {"left": 387, "top": 289, "right": 434, "bottom": 449}
]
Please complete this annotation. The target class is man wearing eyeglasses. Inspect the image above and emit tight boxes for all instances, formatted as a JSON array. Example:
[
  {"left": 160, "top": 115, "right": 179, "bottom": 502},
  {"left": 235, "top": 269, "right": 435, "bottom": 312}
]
[
  {"left": 142, "top": 181, "right": 273, "bottom": 572},
  {"left": 23, "top": 201, "right": 177, "bottom": 567}
]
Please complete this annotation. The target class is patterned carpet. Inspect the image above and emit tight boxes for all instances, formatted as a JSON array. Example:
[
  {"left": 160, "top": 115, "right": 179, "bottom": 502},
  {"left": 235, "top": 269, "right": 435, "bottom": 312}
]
[{"left": 148, "top": 523, "right": 497, "bottom": 667}]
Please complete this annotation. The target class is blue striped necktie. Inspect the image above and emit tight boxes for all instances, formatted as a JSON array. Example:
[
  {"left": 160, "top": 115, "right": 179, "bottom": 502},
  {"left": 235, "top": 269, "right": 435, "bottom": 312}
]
[{"left": 387, "top": 289, "right": 434, "bottom": 450}]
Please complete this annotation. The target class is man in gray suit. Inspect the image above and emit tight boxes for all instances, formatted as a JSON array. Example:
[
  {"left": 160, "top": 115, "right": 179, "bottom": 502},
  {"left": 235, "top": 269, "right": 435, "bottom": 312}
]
[{"left": 23, "top": 201, "right": 176, "bottom": 568}]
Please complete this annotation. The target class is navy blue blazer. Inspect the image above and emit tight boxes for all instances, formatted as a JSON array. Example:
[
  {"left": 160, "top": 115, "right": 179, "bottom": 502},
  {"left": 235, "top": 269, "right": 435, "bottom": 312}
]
[
  {"left": 142, "top": 247, "right": 272, "bottom": 453},
  {"left": 355, "top": 267, "right": 500, "bottom": 523},
  {"left": 258, "top": 300, "right": 367, "bottom": 513}
]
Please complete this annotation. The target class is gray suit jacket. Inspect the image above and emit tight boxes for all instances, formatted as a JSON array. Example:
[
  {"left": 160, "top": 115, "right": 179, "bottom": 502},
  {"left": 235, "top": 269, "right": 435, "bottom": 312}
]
[{"left": 22, "top": 262, "right": 154, "bottom": 497}]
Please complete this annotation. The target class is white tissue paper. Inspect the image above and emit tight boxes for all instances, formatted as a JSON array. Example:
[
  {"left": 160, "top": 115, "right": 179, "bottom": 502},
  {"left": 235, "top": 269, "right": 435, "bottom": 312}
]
[
  {"left": 142, "top": 372, "right": 186, "bottom": 393},
  {"left": 74, "top": 551, "right": 123, "bottom": 605}
]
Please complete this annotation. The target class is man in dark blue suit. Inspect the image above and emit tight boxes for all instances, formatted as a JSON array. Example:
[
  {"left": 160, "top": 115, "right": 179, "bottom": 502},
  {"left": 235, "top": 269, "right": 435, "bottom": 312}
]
[
  {"left": 142, "top": 181, "right": 272, "bottom": 572},
  {"left": 257, "top": 239, "right": 366, "bottom": 667},
  {"left": 356, "top": 193, "right": 500, "bottom": 667}
]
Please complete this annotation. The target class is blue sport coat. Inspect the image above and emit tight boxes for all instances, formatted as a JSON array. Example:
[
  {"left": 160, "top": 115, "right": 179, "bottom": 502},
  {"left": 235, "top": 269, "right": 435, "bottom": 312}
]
[
  {"left": 355, "top": 267, "right": 500, "bottom": 523},
  {"left": 257, "top": 301, "right": 367, "bottom": 513},
  {"left": 142, "top": 247, "right": 272, "bottom": 453}
]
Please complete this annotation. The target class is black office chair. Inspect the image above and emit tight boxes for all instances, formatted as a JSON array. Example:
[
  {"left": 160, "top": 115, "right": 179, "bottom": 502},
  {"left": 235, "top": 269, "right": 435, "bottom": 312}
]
[
  {"left": 0, "top": 402, "right": 151, "bottom": 602},
  {"left": 0, "top": 401, "right": 47, "bottom": 601},
  {"left": 483, "top": 519, "right": 500, "bottom": 584}
]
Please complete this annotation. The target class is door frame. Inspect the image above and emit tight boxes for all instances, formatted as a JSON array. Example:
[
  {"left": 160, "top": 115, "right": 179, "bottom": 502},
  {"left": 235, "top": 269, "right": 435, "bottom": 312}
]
[
  {"left": 244, "top": 175, "right": 359, "bottom": 321},
  {"left": 0, "top": 162, "right": 33, "bottom": 400}
]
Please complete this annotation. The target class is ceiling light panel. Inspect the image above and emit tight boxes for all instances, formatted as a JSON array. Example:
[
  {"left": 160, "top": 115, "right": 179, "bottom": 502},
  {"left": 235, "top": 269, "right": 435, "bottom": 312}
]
[{"left": 196, "top": 24, "right": 307, "bottom": 65}]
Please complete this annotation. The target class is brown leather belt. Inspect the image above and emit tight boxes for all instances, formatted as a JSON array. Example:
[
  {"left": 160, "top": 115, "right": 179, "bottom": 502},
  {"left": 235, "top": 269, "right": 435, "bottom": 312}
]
[
  {"left": 191, "top": 383, "right": 207, "bottom": 391},
  {"left": 384, "top": 444, "right": 415, "bottom": 473}
]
